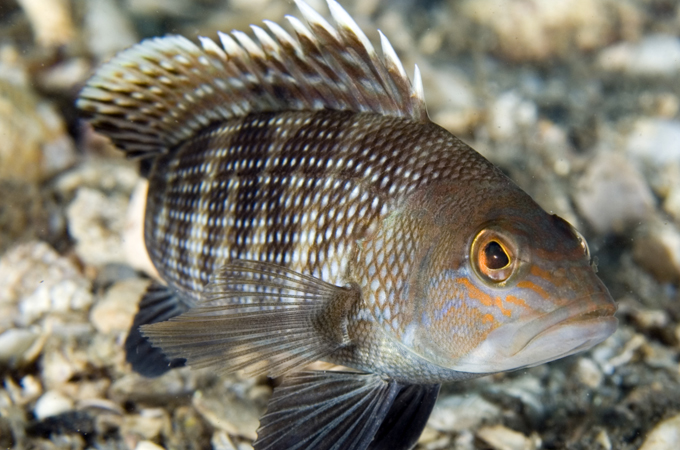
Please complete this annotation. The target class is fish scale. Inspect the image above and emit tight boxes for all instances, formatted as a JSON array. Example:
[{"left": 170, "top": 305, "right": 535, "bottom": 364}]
[
  {"left": 144, "top": 110, "right": 487, "bottom": 306},
  {"left": 78, "top": 1, "right": 617, "bottom": 448}
]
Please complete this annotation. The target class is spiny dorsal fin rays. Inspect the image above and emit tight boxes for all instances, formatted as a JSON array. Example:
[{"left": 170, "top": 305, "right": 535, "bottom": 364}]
[
  {"left": 296, "top": 0, "right": 393, "bottom": 116},
  {"left": 327, "top": 0, "right": 406, "bottom": 115},
  {"left": 77, "top": 0, "right": 428, "bottom": 158}
]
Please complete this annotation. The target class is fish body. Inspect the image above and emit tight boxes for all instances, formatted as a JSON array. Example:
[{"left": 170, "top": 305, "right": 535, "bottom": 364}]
[{"left": 78, "top": 1, "right": 617, "bottom": 448}]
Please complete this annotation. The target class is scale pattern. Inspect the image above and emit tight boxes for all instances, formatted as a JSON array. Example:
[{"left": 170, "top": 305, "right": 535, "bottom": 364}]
[{"left": 143, "top": 109, "right": 499, "bottom": 303}]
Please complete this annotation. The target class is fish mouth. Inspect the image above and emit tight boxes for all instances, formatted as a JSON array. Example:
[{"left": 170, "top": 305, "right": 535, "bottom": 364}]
[{"left": 451, "top": 294, "right": 618, "bottom": 374}]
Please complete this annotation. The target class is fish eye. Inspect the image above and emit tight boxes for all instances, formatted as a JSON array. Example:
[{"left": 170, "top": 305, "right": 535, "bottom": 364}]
[
  {"left": 482, "top": 241, "right": 510, "bottom": 269},
  {"left": 471, "top": 229, "right": 517, "bottom": 284}
]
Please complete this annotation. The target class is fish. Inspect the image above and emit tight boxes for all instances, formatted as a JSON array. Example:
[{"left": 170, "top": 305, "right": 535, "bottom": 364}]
[{"left": 77, "top": 1, "right": 618, "bottom": 448}]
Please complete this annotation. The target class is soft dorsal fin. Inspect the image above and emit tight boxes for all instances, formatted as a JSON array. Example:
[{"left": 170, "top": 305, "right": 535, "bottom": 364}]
[{"left": 77, "top": 0, "right": 428, "bottom": 158}]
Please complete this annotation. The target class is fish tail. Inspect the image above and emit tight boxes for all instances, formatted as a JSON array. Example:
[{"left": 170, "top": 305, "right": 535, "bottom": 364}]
[{"left": 76, "top": 0, "right": 427, "bottom": 159}]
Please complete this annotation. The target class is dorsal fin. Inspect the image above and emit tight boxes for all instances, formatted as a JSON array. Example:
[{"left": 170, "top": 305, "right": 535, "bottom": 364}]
[{"left": 77, "top": 0, "right": 428, "bottom": 159}]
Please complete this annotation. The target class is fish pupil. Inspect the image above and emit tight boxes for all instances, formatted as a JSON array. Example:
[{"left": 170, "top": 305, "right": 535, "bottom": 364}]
[{"left": 484, "top": 241, "right": 509, "bottom": 269}]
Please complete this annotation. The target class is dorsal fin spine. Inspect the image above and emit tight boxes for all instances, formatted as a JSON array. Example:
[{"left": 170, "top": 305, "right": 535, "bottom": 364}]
[{"left": 77, "top": 0, "right": 429, "bottom": 159}]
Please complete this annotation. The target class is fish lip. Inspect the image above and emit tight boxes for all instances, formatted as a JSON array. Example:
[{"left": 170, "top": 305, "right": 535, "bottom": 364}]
[
  {"left": 508, "top": 295, "right": 617, "bottom": 357},
  {"left": 450, "top": 293, "right": 618, "bottom": 374}
]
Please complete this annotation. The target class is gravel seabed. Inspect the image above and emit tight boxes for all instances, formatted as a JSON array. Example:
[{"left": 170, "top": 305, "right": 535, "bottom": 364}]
[{"left": 1, "top": 1, "right": 679, "bottom": 449}]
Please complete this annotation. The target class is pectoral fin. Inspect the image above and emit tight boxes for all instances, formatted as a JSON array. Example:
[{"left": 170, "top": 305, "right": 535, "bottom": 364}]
[
  {"left": 254, "top": 371, "right": 400, "bottom": 450},
  {"left": 141, "top": 261, "right": 359, "bottom": 378},
  {"left": 125, "top": 283, "right": 194, "bottom": 377}
]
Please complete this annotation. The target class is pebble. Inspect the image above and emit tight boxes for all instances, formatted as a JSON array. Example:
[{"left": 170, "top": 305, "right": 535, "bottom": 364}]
[
  {"left": 0, "top": 328, "right": 40, "bottom": 365},
  {"left": 134, "top": 441, "right": 166, "bottom": 450},
  {"left": 84, "top": 0, "right": 138, "bottom": 59},
  {"left": 598, "top": 34, "right": 680, "bottom": 77},
  {"left": 212, "top": 431, "right": 238, "bottom": 450},
  {"left": 627, "top": 119, "right": 680, "bottom": 168},
  {"left": 487, "top": 376, "right": 545, "bottom": 420},
  {"left": 0, "top": 241, "right": 93, "bottom": 327},
  {"left": 487, "top": 91, "right": 538, "bottom": 141},
  {"left": 16, "top": 0, "right": 76, "bottom": 47},
  {"left": 460, "top": 0, "right": 618, "bottom": 61},
  {"left": 427, "top": 393, "right": 501, "bottom": 432},
  {"left": 90, "top": 278, "right": 149, "bottom": 334},
  {"left": 573, "top": 152, "right": 654, "bottom": 234},
  {"left": 34, "top": 390, "right": 74, "bottom": 420},
  {"left": 633, "top": 219, "right": 680, "bottom": 284},
  {"left": 66, "top": 187, "right": 132, "bottom": 267},
  {"left": 192, "top": 389, "right": 262, "bottom": 440},
  {"left": 595, "top": 429, "right": 612, "bottom": 450},
  {"left": 122, "top": 409, "right": 168, "bottom": 440},
  {"left": 476, "top": 424, "right": 541, "bottom": 450},
  {"left": 639, "top": 413, "right": 680, "bottom": 450},
  {"left": 0, "top": 77, "right": 76, "bottom": 183},
  {"left": 55, "top": 159, "right": 140, "bottom": 198},
  {"left": 574, "top": 357, "right": 604, "bottom": 389}
]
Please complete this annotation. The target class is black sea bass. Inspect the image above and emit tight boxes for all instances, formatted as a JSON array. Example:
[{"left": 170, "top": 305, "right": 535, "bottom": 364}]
[{"left": 77, "top": 1, "right": 617, "bottom": 448}]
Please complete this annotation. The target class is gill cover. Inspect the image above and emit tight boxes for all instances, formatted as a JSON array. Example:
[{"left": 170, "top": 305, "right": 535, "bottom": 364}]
[{"left": 410, "top": 214, "right": 617, "bottom": 374}]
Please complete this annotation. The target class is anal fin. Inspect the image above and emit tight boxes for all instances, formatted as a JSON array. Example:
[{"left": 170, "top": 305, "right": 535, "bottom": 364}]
[
  {"left": 141, "top": 260, "right": 359, "bottom": 378},
  {"left": 125, "top": 283, "right": 194, "bottom": 377},
  {"left": 254, "top": 371, "right": 400, "bottom": 450}
]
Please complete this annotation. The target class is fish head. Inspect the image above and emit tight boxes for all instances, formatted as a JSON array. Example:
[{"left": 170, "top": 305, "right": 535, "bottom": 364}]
[{"left": 407, "top": 193, "right": 617, "bottom": 374}]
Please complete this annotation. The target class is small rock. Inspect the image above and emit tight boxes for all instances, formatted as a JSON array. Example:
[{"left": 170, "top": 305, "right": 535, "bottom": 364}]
[
  {"left": 84, "top": 0, "right": 138, "bottom": 59},
  {"left": 595, "top": 429, "right": 612, "bottom": 450},
  {"left": 606, "top": 333, "right": 646, "bottom": 372},
  {"left": 90, "top": 278, "right": 149, "bottom": 334},
  {"left": 460, "top": 0, "right": 619, "bottom": 62},
  {"left": 0, "top": 180, "right": 44, "bottom": 255},
  {"left": 486, "top": 376, "right": 545, "bottom": 420},
  {"left": 192, "top": 389, "right": 263, "bottom": 440},
  {"left": 109, "top": 370, "right": 198, "bottom": 404},
  {"left": 427, "top": 393, "right": 501, "bottom": 432},
  {"left": 122, "top": 409, "right": 168, "bottom": 440},
  {"left": 633, "top": 219, "right": 680, "bottom": 284},
  {"left": 639, "top": 413, "right": 680, "bottom": 450},
  {"left": 0, "top": 328, "right": 40, "bottom": 365},
  {"left": 55, "top": 159, "right": 139, "bottom": 198},
  {"left": 630, "top": 308, "right": 670, "bottom": 330},
  {"left": 598, "top": 34, "right": 680, "bottom": 77},
  {"left": 66, "top": 187, "right": 131, "bottom": 267},
  {"left": 452, "top": 430, "right": 475, "bottom": 450},
  {"left": 0, "top": 78, "right": 76, "bottom": 183},
  {"left": 476, "top": 424, "right": 541, "bottom": 450},
  {"left": 134, "top": 441, "right": 165, "bottom": 450},
  {"left": 573, "top": 152, "right": 654, "bottom": 234},
  {"left": 627, "top": 119, "right": 680, "bottom": 168},
  {"left": 212, "top": 430, "right": 238, "bottom": 450},
  {"left": 16, "top": 0, "right": 76, "bottom": 47},
  {"left": 574, "top": 358, "right": 603, "bottom": 389},
  {"left": 34, "top": 390, "right": 74, "bottom": 420},
  {"left": 0, "top": 241, "right": 93, "bottom": 327},
  {"left": 487, "top": 91, "right": 538, "bottom": 140}
]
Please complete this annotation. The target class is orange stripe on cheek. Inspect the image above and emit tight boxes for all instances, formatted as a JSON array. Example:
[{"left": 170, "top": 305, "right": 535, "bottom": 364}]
[
  {"left": 458, "top": 278, "right": 512, "bottom": 317},
  {"left": 458, "top": 278, "right": 493, "bottom": 307},
  {"left": 505, "top": 295, "right": 531, "bottom": 310},
  {"left": 530, "top": 265, "right": 552, "bottom": 280},
  {"left": 516, "top": 280, "right": 550, "bottom": 299},
  {"left": 483, "top": 313, "right": 495, "bottom": 323},
  {"left": 494, "top": 297, "right": 512, "bottom": 317}
]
